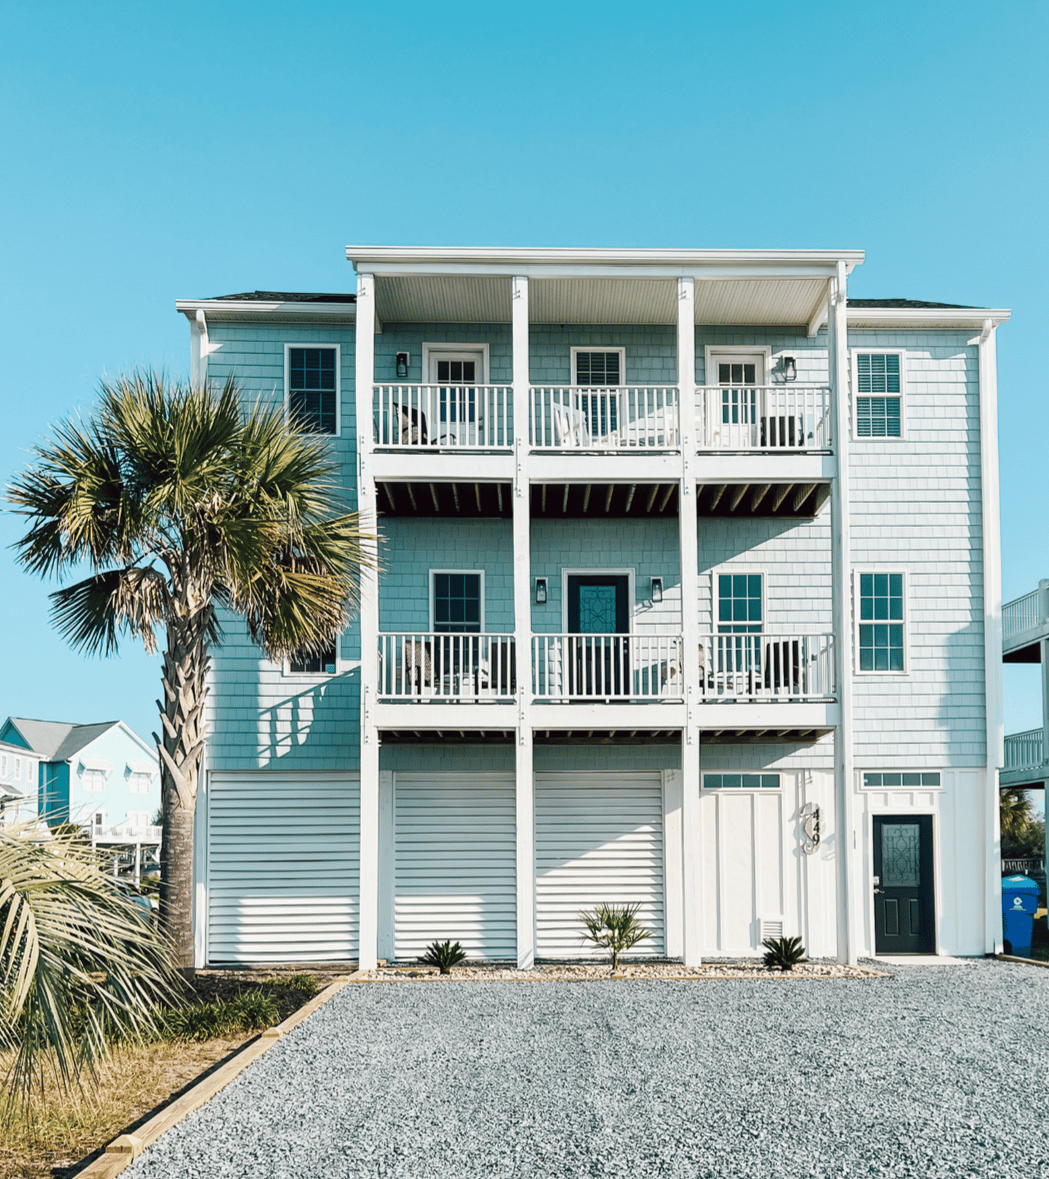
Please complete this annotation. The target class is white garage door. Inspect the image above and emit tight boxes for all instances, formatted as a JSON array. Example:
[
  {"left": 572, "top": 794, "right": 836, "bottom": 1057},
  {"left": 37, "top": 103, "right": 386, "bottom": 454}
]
[
  {"left": 535, "top": 772, "right": 666, "bottom": 958},
  {"left": 394, "top": 772, "right": 516, "bottom": 961},
  {"left": 207, "top": 772, "right": 359, "bottom": 964}
]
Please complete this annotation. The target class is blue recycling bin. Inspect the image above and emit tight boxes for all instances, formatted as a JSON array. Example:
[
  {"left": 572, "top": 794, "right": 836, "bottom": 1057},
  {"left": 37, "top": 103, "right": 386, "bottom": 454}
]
[{"left": 1002, "top": 874, "right": 1040, "bottom": 958}]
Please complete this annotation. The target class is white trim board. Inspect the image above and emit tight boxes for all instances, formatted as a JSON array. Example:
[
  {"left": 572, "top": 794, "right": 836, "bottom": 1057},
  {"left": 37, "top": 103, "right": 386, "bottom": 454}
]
[{"left": 560, "top": 568, "right": 636, "bottom": 633}]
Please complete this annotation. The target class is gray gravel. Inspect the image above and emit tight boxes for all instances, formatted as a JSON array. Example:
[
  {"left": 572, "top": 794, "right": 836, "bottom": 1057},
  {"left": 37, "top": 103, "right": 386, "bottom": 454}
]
[{"left": 127, "top": 960, "right": 1049, "bottom": 1178}]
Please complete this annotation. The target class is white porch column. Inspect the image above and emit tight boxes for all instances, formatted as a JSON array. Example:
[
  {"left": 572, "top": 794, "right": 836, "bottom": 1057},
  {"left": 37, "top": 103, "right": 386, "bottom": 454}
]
[
  {"left": 512, "top": 274, "right": 535, "bottom": 969},
  {"left": 978, "top": 319, "right": 1004, "bottom": 954},
  {"left": 1040, "top": 582, "right": 1049, "bottom": 771},
  {"left": 829, "top": 259, "right": 858, "bottom": 964},
  {"left": 355, "top": 271, "right": 380, "bottom": 970},
  {"left": 677, "top": 276, "right": 702, "bottom": 964}
]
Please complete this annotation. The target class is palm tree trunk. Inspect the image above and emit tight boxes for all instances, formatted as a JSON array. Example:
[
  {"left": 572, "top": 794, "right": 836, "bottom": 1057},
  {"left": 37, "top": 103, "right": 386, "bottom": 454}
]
[{"left": 155, "top": 607, "right": 211, "bottom": 971}]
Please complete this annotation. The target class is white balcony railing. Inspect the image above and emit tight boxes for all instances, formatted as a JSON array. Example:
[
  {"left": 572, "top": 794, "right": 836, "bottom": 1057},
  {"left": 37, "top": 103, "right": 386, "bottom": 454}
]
[
  {"left": 698, "top": 633, "right": 835, "bottom": 701},
  {"left": 530, "top": 387, "right": 679, "bottom": 450},
  {"left": 1003, "top": 588, "right": 1048, "bottom": 643},
  {"left": 696, "top": 386, "right": 832, "bottom": 451},
  {"left": 373, "top": 385, "right": 513, "bottom": 449},
  {"left": 532, "top": 634, "right": 684, "bottom": 701},
  {"left": 87, "top": 824, "right": 163, "bottom": 841},
  {"left": 378, "top": 633, "right": 516, "bottom": 700},
  {"left": 1005, "top": 729, "right": 1045, "bottom": 772}
]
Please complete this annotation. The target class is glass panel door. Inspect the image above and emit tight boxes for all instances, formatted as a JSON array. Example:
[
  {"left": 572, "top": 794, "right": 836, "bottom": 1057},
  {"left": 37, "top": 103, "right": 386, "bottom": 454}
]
[{"left": 567, "top": 575, "right": 630, "bottom": 696}]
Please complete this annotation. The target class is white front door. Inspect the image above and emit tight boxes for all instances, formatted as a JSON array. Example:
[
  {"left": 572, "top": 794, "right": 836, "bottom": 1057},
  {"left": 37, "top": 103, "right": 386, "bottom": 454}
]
[{"left": 427, "top": 350, "right": 484, "bottom": 444}]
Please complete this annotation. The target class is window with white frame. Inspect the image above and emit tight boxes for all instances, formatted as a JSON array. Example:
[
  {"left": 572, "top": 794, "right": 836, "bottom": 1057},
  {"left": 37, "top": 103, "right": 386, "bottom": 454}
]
[
  {"left": 717, "top": 573, "right": 763, "bottom": 633},
  {"left": 0, "top": 755, "right": 6, "bottom": 777},
  {"left": 82, "top": 769, "right": 106, "bottom": 792},
  {"left": 126, "top": 811, "right": 150, "bottom": 831},
  {"left": 862, "top": 771, "right": 940, "bottom": 788},
  {"left": 432, "top": 572, "right": 483, "bottom": 633},
  {"left": 288, "top": 642, "right": 338, "bottom": 675},
  {"left": 286, "top": 346, "right": 338, "bottom": 435},
  {"left": 572, "top": 348, "right": 624, "bottom": 438},
  {"left": 857, "top": 572, "right": 906, "bottom": 672},
  {"left": 128, "top": 772, "right": 152, "bottom": 795},
  {"left": 703, "top": 773, "right": 781, "bottom": 789},
  {"left": 14, "top": 758, "right": 21, "bottom": 782},
  {"left": 854, "top": 351, "right": 903, "bottom": 438}
]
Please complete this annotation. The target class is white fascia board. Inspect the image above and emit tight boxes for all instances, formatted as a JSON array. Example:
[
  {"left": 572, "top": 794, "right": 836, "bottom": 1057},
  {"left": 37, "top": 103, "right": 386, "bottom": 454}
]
[
  {"left": 175, "top": 299, "right": 356, "bottom": 323},
  {"left": 345, "top": 246, "right": 865, "bottom": 278},
  {"left": 847, "top": 307, "right": 1011, "bottom": 329}
]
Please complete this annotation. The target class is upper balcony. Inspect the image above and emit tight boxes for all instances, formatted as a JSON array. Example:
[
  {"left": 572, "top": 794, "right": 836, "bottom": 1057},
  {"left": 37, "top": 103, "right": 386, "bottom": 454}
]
[
  {"left": 1003, "top": 583, "right": 1049, "bottom": 662},
  {"left": 371, "top": 382, "right": 833, "bottom": 458}
]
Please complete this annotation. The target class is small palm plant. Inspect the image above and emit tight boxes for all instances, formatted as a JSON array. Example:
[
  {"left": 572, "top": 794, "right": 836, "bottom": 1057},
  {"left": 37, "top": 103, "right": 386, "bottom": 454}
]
[
  {"left": 421, "top": 940, "right": 466, "bottom": 974},
  {"left": 762, "top": 935, "right": 808, "bottom": 972},
  {"left": 580, "top": 902, "right": 652, "bottom": 972}
]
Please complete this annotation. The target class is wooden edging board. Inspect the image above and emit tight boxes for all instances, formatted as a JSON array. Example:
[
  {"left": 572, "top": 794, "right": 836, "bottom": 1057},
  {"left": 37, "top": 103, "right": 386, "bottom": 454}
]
[
  {"left": 73, "top": 973, "right": 361, "bottom": 1179},
  {"left": 997, "top": 953, "right": 1049, "bottom": 969}
]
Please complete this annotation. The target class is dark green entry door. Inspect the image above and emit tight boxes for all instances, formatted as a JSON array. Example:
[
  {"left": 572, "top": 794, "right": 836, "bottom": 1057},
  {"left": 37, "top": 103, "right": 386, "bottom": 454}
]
[
  {"left": 873, "top": 815, "right": 935, "bottom": 954},
  {"left": 567, "top": 575, "right": 630, "bottom": 697}
]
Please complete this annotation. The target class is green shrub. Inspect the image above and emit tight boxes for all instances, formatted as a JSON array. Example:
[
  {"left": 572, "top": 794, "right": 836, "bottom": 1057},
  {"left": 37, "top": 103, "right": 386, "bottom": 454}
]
[
  {"left": 159, "top": 991, "right": 279, "bottom": 1041},
  {"left": 579, "top": 902, "right": 652, "bottom": 971},
  {"left": 762, "top": 935, "right": 808, "bottom": 971},
  {"left": 421, "top": 940, "right": 466, "bottom": 974},
  {"left": 263, "top": 973, "right": 319, "bottom": 996},
  {"left": 227, "top": 990, "right": 280, "bottom": 1031}
]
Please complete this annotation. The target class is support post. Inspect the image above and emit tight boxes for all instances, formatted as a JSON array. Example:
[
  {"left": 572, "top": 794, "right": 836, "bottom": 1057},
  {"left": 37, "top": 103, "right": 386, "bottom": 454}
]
[
  {"left": 512, "top": 274, "right": 535, "bottom": 969},
  {"left": 355, "top": 271, "right": 379, "bottom": 971},
  {"left": 978, "top": 319, "right": 1004, "bottom": 954},
  {"left": 829, "top": 259, "right": 857, "bottom": 964},
  {"left": 677, "top": 276, "right": 702, "bottom": 964}
]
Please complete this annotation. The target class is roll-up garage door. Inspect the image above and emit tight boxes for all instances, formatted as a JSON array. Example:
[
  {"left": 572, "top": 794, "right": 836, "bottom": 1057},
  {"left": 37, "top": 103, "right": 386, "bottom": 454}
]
[
  {"left": 394, "top": 772, "right": 516, "bottom": 961},
  {"left": 207, "top": 772, "right": 359, "bottom": 964},
  {"left": 535, "top": 772, "right": 665, "bottom": 958}
]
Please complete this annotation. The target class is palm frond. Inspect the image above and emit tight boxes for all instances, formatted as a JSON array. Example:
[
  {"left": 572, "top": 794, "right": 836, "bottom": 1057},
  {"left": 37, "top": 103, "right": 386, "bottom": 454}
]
[
  {"left": 49, "top": 566, "right": 169, "bottom": 656},
  {"left": 0, "top": 826, "right": 181, "bottom": 1100}
]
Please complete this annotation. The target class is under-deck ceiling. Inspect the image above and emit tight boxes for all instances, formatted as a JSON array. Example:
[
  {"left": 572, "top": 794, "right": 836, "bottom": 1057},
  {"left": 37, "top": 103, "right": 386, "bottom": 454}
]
[
  {"left": 696, "top": 481, "right": 830, "bottom": 518},
  {"left": 377, "top": 727, "right": 831, "bottom": 745}
]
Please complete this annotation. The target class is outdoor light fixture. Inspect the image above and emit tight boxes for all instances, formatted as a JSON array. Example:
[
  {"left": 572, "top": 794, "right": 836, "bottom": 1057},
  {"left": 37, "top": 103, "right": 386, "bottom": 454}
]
[
  {"left": 651, "top": 577, "right": 663, "bottom": 603},
  {"left": 782, "top": 356, "right": 797, "bottom": 382},
  {"left": 535, "top": 577, "right": 548, "bottom": 604},
  {"left": 395, "top": 352, "right": 410, "bottom": 379}
]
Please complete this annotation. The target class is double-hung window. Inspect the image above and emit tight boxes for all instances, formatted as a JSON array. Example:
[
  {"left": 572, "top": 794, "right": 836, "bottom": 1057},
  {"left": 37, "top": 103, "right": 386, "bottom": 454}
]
[
  {"left": 432, "top": 572, "right": 482, "bottom": 633},
  {"left": 854, "top": 351, "right": 903, "bottom": 438},
  {"left": 857, "top": 572, "right": 906, "bottom": 672},
  {"left": 716, "top": 572, "right": 763, "bottom": 683},
  {"left": 286, "top": 345, "right": 339, "bottom": 435}
]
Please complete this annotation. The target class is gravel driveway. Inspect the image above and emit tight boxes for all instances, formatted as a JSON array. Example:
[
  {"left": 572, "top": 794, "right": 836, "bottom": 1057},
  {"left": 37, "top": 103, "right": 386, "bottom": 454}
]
[{"left": 128, "top": 960, "right": 1049, "bottom": 1178}]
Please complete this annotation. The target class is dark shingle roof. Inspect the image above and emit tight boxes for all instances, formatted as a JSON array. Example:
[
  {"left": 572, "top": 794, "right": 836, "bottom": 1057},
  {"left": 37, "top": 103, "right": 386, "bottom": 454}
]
[
  {"left": 848, "top": 298, "right": 977, "bottom": 309},
  {"left": 208, "top": 291, "right": 356, "bottom": 304}
]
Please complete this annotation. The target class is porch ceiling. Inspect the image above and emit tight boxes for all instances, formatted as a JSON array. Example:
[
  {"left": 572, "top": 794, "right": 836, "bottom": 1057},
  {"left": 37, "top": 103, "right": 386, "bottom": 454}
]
[
  {"left": 700, "top": 728, "right": 833, "bottom": 744},
  {"left": 372, "top": 274, "right": 830, "bottom": 328}
]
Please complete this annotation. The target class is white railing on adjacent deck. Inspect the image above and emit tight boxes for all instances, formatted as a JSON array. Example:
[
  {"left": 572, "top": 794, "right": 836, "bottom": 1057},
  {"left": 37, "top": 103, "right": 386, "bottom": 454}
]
[
  {"left": 87, "top": 824, "right": 163, "bottom": 841},
  {"left": 373, "top": 385, "right": 513, "bottom": 449},
  {"left": 696, "top": 386, "right": 832, "bottom": 451},
  {"left": 532, "top": 634, "right": 684, "bottom": 700},
  {"left": 378, "top": 633, "right": 516, "bottom": 700},
  {"left": 1005, "top": 729, "right": 1045, "bottom": 772},
  {"left": 698, "top": 633, "right": 835, "bottom": 701},
  {"left": 1003, "top": 588, "right": 1048, "bottom": 643},
  {"left": 530, "top": 387, "right": 679, "bottom": 450}
]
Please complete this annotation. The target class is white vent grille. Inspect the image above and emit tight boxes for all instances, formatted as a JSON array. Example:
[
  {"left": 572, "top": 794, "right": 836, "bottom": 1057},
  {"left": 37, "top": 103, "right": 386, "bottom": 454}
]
[{"left": 760, "top": 918, "right": 784, "bottom": 940}]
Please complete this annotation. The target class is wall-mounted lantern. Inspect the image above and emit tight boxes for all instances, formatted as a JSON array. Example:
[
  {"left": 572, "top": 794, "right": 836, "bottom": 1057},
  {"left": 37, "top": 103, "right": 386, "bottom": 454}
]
[
  {"left": 395, "top": 352, "right": 410, "bottom": 379},
  {"left": 535, "top": 577, "right": 548, "bottom": 605},
  {"left": 782, "top": 356, "right": 798, "bottom": 382},
  {"left": 650, "top": 577, "right": 663, "bottom": 604}
]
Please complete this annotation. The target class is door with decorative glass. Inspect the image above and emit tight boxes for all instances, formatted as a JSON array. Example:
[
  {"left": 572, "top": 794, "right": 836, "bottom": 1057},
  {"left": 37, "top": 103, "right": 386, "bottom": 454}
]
[
  {"left": 428, "top": 351, "right": 483, "bottom": 445},
  {"left": 872, "top": 815, "right": 935, "bottom": 954},
  {"left": 567, "top": 575, "right": 630, "bottom": 697}
]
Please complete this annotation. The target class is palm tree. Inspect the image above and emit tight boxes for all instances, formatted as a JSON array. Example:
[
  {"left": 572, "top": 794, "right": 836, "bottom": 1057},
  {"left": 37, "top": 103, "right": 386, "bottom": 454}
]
[
  {"left": 1001, "top": 787, "right": 1034, "bottom": 847},
  {"left": 0, "top": 824, "right": 181, "bottom": 1098},
  {"left": 8, "top": 373, "right": 374, "bottom": 969}
]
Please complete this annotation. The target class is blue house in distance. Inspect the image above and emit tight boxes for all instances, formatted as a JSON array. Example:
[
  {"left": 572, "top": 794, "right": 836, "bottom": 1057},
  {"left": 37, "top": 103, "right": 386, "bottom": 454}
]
[
  {"left": 0, "top": 716, "right": 160, "bottom": 838},
  {"left": 176, "top": 245, "right": 1009, "bottom": 971}
]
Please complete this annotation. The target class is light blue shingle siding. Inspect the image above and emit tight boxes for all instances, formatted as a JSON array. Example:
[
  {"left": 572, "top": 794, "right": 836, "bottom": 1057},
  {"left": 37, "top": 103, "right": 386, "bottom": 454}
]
[
  {"left": 849, "top": 331, "right": 985, "bottom": 767},
  {"left": 530, "top": 325, "right": 677, "bottom": 386}
]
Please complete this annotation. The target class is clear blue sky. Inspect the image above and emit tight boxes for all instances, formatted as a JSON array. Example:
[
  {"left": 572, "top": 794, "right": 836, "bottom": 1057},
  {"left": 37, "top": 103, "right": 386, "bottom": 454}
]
[{"left": 1, "top": 0, "right": 1046, "bottom": 750}]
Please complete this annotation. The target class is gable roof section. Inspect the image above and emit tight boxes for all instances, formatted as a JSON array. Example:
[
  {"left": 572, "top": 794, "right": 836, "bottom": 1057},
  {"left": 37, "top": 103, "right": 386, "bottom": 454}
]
[
  {"left": 0, "top": 720, "right": 31, "bottom": 749},
  {"left": 2, "top": 718, "right": 120, "bottom": 762}
]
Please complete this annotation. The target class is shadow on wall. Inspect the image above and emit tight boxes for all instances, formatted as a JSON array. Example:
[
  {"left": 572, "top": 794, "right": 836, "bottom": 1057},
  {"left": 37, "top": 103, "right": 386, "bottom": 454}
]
[{"left": 934, "top": 618, "right": 988, "bottom": 768}]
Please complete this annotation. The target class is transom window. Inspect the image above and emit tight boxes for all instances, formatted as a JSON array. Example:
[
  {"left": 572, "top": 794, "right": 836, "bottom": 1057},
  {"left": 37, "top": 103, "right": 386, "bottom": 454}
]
[
  {"left": 287, "top": 346, "right": 338, "bottom": 435},
  {"left": 704, "top": 774, "right": 781, "bottom": 789},
  {"left": 858, "top": 572, "right": 905, "bottom": 671},
  {"left": 718, "top": 574, "right": 763, "bottom": 633},
  {"left": 433, "top": 572, "right": 482, "bottom": 633},
  {"left": 855, "top": 352, "right": 902, "bottom": 438},
  {"left": 289, "top": 643, "right": 338, "bottom": 675},
  {"left": 863, "top": 772, "right": 940, "bottom": 788}
]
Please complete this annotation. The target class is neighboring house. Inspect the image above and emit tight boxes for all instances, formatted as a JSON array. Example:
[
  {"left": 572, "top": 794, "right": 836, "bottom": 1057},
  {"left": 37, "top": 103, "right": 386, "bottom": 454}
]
[
  {"left": 0, "top": 717, "right": 159, "bottom": 835},
  {"left": 177, "top": 246, "right": 1008, "bottom": 970},
  {"left": 0, "top": 738, "right": 39, "bottom": 824}
]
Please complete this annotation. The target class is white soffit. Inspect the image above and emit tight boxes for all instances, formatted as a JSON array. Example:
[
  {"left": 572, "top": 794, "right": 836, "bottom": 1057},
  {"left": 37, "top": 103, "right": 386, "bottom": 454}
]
[
  {"left": 375, "top": 276, "right": 511, "bottom": 324},
  {"left": 531, "top": 278, "right": 676, "bottom": 324},
  {"left": 846, "top": 307, "right": 1011, "bottom": 330},
  {"left": 693, "top": 278, "right": 829, "bottom": 326}
]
